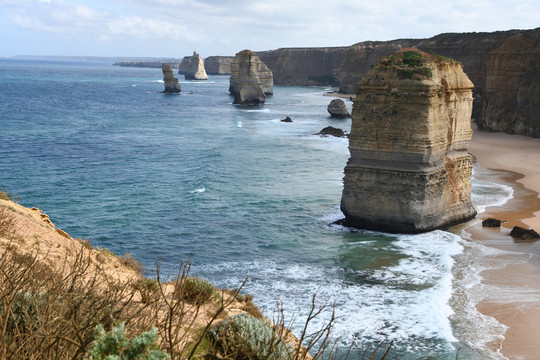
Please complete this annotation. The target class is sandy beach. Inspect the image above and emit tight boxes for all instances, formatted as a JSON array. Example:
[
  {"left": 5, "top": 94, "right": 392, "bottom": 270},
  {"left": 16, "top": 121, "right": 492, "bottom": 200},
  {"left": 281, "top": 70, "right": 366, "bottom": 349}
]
[{"left": 466, "top": 124, "right": 540, "bottom": 360}]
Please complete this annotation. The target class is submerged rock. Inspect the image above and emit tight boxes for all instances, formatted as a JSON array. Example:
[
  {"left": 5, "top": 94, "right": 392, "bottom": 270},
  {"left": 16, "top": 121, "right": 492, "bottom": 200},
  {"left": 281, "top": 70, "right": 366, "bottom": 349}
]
[
  {"left": 327, "top": 99, "right": 351, "bottom": 118},
  {"left": 341, "top": 49, "right": 477, "bottom": 233},
  {"left": 162, "top": 64, "right": 181, "bottom": 93},
  {"left": 229, "top": 50, "right": 272, "bottom": 105},
  {"left": 316, "top": 126, "right": 346, "bottom": 137},
  {"left": 184, "top": 51, "right": 208, "bottom": 80}
]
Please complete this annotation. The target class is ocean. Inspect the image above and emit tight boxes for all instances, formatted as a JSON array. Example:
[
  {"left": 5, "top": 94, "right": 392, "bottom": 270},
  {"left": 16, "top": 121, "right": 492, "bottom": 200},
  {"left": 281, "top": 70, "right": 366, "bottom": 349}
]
[{"left": 0, "top": 59, "right": 517, "bottom": 359}]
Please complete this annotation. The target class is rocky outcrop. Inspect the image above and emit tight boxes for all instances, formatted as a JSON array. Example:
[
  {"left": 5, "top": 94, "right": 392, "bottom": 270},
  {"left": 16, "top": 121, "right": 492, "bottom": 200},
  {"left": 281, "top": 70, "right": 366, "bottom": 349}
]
[
  {"left": 258, "top": 47, "right": 346, "bottom": 86},
  {"left": 510, "top": 226, "right": 540, "bottom": 240},
  {"left": 205, "top": 56, "right": 235, "bottom": 75},
  {"left": 327, "top": 99, "right": 351, "bottom": 118},
  {"left": 316, "top": 126, "right": 346, "bottom": 137},
  {"left": 184, "top": 51, "right": 208, "bottom": 80},
  {"left": 178, "top": 56, "right": 190, "bottom": 75},
  {"left": 341, "top": 49, "right": 477, "bottom": 233},
  {"left": 229, "top": 50, "right": 273, "bottom": 105},
  {"left": 162, "top": 64, "right": 181, "bottom": 93}
]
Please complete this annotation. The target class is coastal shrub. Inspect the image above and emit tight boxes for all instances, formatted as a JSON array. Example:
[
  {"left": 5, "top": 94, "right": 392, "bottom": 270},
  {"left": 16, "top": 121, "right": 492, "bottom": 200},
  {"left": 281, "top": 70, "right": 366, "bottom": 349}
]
[
  {"left": 175, "top": 276, "right": 221, "bottom": 305},
  {"left": 135, "top": 278, "right": 160, "bottom": 305},
  {"left": 401, "top": 50, "right": 423, "bottom": 66},
  {"left": 0, "top": 188, "right": 19, "bottom": 203},
  {"left": 86, "top": 323, "right": 169, "bottom": 360},
  {"left": 119, "top": 252, "right": 145, "bottom": 275},
  {"left": 208, "top": 313, "right": 294, "bottom": 360},
  {"left": 0, "top": 205, "right": 16, "bottom": 238}
]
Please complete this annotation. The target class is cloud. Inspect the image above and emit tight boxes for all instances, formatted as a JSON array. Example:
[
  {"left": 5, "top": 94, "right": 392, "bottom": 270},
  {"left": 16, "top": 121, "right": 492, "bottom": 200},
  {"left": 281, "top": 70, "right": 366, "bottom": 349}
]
[{"left": 1, "top": 0, "right": 538, "bottom": 56}]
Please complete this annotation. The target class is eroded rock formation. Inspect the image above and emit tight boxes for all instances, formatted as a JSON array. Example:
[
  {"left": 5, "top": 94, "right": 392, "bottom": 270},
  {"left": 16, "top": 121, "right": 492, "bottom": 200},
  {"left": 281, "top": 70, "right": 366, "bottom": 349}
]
[
  {"left": 327, "top": 99, "right": 351, "bottom": 118},
  {"left": 205, "top": 56, "right": 235, "bottom": 75},
  {"left": 341, "top": 49, "right": 477, "bottom": 233},
  {"left": 162, "top": 64, "right": 181, "bottom": 93},
  {"left": 184, "top": 51, "right": 208, "bottom": 80},
  {"left": 229, "top": 50, "right": 273, "bottom": 105}
]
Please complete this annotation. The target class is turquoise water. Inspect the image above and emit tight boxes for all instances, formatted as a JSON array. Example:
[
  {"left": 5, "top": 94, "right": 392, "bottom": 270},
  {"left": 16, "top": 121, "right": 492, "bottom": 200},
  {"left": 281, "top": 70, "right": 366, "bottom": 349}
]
[{"left": 0, "top": 60, "right": 513, "bottom": 359}]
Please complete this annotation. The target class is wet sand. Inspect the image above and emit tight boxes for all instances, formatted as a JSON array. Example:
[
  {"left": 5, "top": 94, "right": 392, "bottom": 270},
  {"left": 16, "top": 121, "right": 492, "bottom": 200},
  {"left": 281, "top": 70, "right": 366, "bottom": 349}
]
[{"left": 466, "top": 124, "right": 540, "bottom": 360}]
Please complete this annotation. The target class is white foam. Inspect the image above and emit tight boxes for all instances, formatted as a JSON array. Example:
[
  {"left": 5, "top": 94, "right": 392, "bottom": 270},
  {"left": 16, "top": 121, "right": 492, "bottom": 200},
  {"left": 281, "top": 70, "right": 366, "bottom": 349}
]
[
  {"left": 236, "top": 121, "right": 243, "bottom": 128},
  {"left": 190, "top": 186, "right": 205, "bottom": 194},
  {"left": 150, "top": 80, "right": 164, "bottom": 83}
]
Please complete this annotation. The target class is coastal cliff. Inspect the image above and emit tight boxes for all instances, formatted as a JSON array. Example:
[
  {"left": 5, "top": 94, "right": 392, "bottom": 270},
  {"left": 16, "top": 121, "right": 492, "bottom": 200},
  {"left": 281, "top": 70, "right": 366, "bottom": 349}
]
[
  {"left": 205, "top": 56, "right": 235, "bottom": 75},
  {"left": 258, "top": 47, "right": 346, "bottom": 86},
  {"left": 341, "top": 49, "right": 477, "bottom": 233},
  {"left": 416, "top": 29, "right": 540, "bottom": 137}
]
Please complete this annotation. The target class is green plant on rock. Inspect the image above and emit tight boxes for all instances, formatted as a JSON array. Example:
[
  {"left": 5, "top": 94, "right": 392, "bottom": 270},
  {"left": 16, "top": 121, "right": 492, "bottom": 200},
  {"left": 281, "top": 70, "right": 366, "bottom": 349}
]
[
  {"left": 176, "top": 276, "right": 221, "bottom": 305},
  {"left": 86, "top": 323, "right": 169, "bottom": 360},
  {"left": 208, "top": 313, "right": 294, "bottom": 360}
]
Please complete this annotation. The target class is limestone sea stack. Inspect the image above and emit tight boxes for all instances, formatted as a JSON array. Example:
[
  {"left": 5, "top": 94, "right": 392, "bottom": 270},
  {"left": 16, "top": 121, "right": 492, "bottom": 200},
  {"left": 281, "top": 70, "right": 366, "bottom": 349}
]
[
  {"left": 327, "top": 98, "right": 351, "bottom": 118},
  {"left": 185, "top": 51, "right": 208, "bottom": 80},
  {"left": 229, "top": 50, "right": 273, "bottom": 105},
  {"left": 341, "top": 49, "right": 477, "bottom": 233},
  {"left": 162, "top": 63, "right": 181, "bottom": 93}
]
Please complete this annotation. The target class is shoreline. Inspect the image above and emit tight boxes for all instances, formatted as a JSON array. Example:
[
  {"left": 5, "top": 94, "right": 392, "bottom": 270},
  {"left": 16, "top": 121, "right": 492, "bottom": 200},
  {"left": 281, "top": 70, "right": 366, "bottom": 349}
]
[{"left": 465, "top": 124, "right": 540, "bottom": 359}]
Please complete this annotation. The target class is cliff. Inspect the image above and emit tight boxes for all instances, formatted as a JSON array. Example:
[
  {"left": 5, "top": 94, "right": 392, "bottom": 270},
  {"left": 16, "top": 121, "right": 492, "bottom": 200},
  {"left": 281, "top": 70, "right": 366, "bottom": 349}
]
[
  {"left": 416, "top": 29, "right": 540, "bottom": 137},
  {"left": 184, "top": 51, "right": 208, "bottom": 80},
  {"left": 0, "top": 194, "right": 308, "bottom": 358},
  {"left": 341, "top": 49, "right": 477, "bottom": 233},
  {"left": 258, "top": 47, "right": 346, "bottom": 86},
  {"left": 205, "top": 56, "right": 235, "bottom": 75}
]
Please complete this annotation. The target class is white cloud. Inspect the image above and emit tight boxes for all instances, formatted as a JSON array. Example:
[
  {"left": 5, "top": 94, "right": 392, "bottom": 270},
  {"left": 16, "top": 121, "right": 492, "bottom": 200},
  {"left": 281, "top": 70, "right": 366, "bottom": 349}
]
[{"left": 0, "top": 0, "right": 538, "bottom": 56}]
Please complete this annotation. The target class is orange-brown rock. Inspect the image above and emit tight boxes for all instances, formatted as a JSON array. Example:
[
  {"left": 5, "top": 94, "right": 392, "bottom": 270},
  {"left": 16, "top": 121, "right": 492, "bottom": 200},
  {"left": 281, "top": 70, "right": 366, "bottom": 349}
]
[{"left": 341, "top": 49, "right": 477, "bottom": 233}]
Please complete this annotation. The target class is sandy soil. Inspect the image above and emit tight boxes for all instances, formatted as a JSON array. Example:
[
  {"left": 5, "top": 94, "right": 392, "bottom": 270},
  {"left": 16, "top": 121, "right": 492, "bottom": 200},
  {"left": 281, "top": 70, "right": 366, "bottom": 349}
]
[{"left": 467, "top": 124, "right": 540, "bottom": 360}]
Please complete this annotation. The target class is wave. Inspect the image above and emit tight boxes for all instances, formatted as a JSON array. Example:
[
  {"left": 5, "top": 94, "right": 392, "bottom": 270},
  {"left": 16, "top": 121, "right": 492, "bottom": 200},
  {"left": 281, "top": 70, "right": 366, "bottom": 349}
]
[{"left": 189, "top": 186, "right": 205, "bottom": 194}]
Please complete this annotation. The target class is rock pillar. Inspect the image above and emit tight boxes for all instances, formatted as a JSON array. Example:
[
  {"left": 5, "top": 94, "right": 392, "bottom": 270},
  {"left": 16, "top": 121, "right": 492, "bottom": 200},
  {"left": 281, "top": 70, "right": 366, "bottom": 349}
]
[
  {"left": 341, "top": 49, "right": 476, "bottom": 233},
  {"left": 162, "top": 63, "right": 181, "bottom": 93}
]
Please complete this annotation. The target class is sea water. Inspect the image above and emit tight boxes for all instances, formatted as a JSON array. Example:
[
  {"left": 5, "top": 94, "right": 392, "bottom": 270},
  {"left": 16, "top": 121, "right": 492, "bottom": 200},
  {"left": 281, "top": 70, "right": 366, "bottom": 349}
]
[{"left": 0, "top": 59, "right": 516, "bottom": 359}]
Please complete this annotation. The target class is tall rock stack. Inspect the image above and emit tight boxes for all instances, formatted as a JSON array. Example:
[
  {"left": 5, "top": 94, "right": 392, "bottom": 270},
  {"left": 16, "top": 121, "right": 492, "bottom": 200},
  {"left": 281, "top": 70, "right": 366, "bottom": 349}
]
[
  {"left": 184, "top": 51, "right": 208, "bottom": 80},
  {"left": 341, "top": 49, "right": 477, "bottom": 233},
  {"left": 162, "top": 64, "right": 181, "bottom": 93},
  {"left": 229, "top": 50, "right": 273, "bottom": 105}
]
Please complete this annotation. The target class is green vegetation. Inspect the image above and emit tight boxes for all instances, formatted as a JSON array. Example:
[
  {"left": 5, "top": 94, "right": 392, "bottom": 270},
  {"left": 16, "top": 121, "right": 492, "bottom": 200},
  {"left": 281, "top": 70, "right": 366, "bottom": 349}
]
[
  {"left": 175, "top": 276, "right": 221, "bottom": 305},
  {"left": 381, "top": 50, "right": 433, "bottom": 80},
  {"left": 208, "top": 313, "right": 294, "bottom": 360},
  {"left": 86, "top": 323, "right": 169, "bottom": 360}
]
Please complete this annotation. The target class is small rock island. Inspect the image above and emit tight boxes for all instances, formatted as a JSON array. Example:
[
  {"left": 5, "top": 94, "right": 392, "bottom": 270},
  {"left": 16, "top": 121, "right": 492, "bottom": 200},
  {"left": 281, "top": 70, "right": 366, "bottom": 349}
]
[
  {"left": 184, "top": 51, "right": 208, "bottom": 80},
  {"left": 340, "top": 49, "right": 477, "bottom": 233},
  {"left": 161, "top": 63, "right": 181, "bottom": 93}
]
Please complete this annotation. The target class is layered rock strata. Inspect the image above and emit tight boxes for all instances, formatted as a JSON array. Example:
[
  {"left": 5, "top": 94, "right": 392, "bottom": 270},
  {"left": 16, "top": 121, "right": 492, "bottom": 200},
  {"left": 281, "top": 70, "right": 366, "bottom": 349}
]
[
  {"left": 229, "top": 50, "right": 273, "bottom": 105},
  {"left": 341, "top": 49, "right": 477, "bottom": 233},
  {"left": 162, "top": 63, "right": 181, "bottom": 93},
  {"left": 204, "top": 56, "right": 235, "bottom": 75},
  {"left": 184, "top": 51, "right": 208, "bottom": 80}
]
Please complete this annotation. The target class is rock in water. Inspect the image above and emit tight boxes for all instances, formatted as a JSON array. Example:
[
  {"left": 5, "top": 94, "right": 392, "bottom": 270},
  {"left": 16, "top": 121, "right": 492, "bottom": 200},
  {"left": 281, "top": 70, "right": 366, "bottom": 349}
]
[
  {"left": 510, "top": 226, "right": 540, "bottom": 240},
  {"left": 229, "top": 50, "right": 272, "bottom": 105},
  {"left": 316, "top": 126, "right": 346, "bottom": 137},
  {"left": 341, "top": 49, "right": 477, "bottom": 233},
  {"left": 482, "top": 218, "right": 503, "bottom": 227},
  {"left": 327, "top": 98, "right": 351, "bottom": 118},
  {"left": 162, "top": 64, "right": 181, "bottom": 93},
  {"left": 184, "top": 51, "right": 208, "bottom": 80}
]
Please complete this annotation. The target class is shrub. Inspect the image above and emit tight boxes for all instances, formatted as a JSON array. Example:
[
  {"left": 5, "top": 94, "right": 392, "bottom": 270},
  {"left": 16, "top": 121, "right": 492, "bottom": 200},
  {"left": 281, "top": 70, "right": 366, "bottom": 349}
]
[
  {"left": 86, "top": 323, "right": 169, "bottom": 360},
  {"left": 0, "top": 206, "right": 16, "bottom": 238},
  {"left": 0, "top": 188, "right": 18, "bottom": 203},
  {"left": 208, "top": 313, "right": 294, "bottom": 360},
  {"left": 176, "top": 276, "right": 221, "bottom": 305},
  {"left": 119, "top": 253, "right": 145, "bottom": 275}
]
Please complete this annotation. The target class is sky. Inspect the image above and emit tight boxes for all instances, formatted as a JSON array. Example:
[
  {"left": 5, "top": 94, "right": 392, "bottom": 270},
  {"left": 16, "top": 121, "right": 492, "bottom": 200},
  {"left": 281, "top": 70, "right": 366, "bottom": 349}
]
[{"left": 0, "top": 0, "right": 538, "bottom": 58}]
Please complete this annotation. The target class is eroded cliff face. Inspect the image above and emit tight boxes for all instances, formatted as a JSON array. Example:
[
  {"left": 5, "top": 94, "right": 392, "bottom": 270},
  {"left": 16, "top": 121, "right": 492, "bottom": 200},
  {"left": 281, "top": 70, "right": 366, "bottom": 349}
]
[
  {"left": 258, "top": 47, "right": 346, "bottom": 86},
  {"left": 341, "top": 49, "right": 476, "bottom": 233},
  {"left": 204, "top": 56, "right": 234, "bottom": 75},
  {"left": 416, "top": 28, "right": 540, "bottom": 137},
  {"left": 229, "top": 50, "right": 269, "bottom": 105},
  {"left": 184, "top": 51, "right": 208, "bottom": 80}
]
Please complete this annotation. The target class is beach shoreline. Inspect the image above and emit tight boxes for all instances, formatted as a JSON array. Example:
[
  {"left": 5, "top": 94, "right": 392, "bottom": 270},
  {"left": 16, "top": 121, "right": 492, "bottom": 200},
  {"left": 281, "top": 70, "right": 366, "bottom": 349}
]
[{"left": 465, "top": 123, "right": 540, "bottom": 359}]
